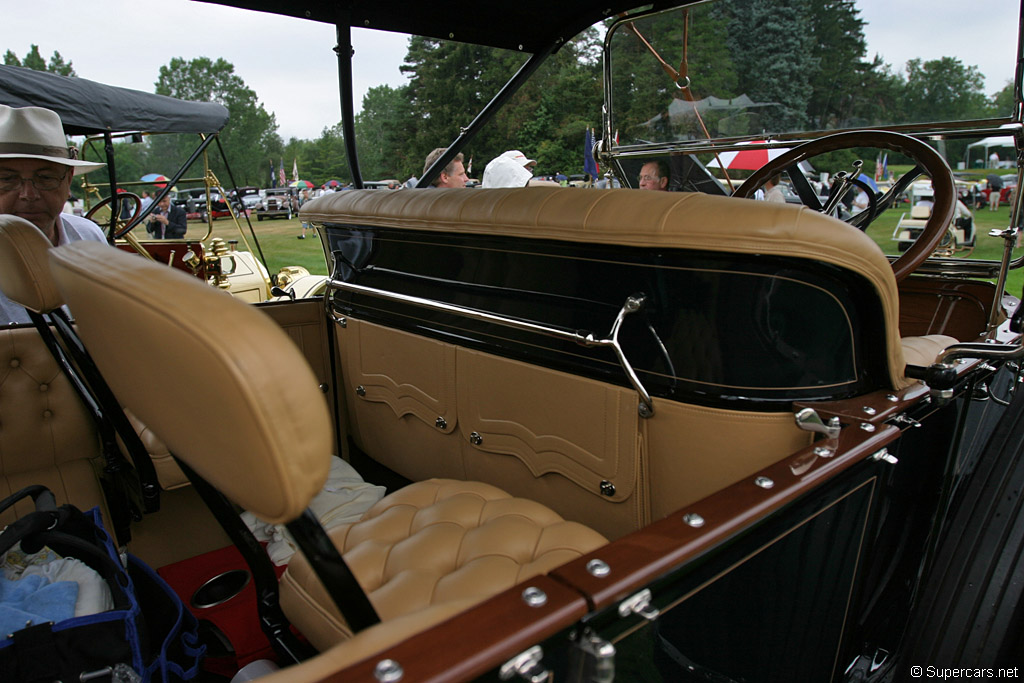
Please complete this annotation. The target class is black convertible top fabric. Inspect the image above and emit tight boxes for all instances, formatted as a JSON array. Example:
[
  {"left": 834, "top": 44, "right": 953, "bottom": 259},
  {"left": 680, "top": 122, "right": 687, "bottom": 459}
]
[
  {"left": 199, "top": 0, "right": 692, "bottom": 54},
  {"left": 0, "top": 65, "right": 230, "bottom": 136}
]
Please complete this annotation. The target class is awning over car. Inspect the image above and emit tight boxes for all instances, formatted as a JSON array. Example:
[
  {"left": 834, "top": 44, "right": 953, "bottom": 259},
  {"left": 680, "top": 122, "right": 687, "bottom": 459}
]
[{"left": 0, "top": 65, "right": 230, "bottom": 136}]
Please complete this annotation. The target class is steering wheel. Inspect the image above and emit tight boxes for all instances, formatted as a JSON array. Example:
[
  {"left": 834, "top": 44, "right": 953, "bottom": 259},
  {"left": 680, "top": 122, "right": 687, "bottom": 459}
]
[
  {"left": 85, "top": 192, "right": 143, "bottom": 240},
  {"left": 732, "top": 130, "right": 956, "bottom": 282}
]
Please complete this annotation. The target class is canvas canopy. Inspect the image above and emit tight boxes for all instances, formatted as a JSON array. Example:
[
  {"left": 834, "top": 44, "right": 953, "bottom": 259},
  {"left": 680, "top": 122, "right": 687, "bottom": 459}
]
[
  {"left": 202, "top": 0, "right": 670, "bottom": 54},
  {"left": 0, "top": 65, "right": 229, "bottom": 136}
]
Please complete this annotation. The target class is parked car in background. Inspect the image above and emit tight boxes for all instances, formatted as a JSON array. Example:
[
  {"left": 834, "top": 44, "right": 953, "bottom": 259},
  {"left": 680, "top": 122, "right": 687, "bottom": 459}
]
[
  {"left": 228, "top": 186, "right": 262, "bottom": 213},
  {"left": 255, "top": 187, "right": 298, "bottom": 220},
  {"left": 363, "top": 179, "right": 402, "bottom": 189}
]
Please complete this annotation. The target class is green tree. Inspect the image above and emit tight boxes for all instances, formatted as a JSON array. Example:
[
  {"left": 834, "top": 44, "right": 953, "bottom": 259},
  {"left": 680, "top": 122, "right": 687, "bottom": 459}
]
[
  {"left": 4, "top": 45, "right": 76, "bottom": 76},
  {"left": 805, "top": 0, "right": 871, "bottom": 129},
  {"left": 154, "top": 57, "right": 281, "bottom": 187},
  {"left": 990, "top": 81, "right": 1015, "bottom": 118},
  {"left": 902, "top": 57, "right": 989, "bottom": 124},
  {"left": 726, "top": 0, "right": 815, "bottom": 133},
  {"left": 355, "top": 84, "right": 413, "bottom": 180},
  {"left": 511, "top": 29, "right": 605, "bottom": 175},
  {"left": 400, "top": 37, "right": 524, "bottom": 179}
]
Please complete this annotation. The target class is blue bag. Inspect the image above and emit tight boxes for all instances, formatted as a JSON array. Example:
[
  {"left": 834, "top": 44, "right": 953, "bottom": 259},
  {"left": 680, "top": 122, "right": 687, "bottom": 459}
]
[{"left": 0, "top": 486, "right": 205, "bottom": 682}]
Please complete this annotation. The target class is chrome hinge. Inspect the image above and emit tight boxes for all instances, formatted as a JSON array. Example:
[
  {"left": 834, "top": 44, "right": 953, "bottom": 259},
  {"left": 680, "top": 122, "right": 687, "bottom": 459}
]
[
  {"left": 568, "top": 630, "right": 616, "bottom": 683},
  {"left": 618, "top": 588, "right": 659, "bottom": 621},
  {"left": 889, "top": 413, "right": 921, "bottom": 428},
  {"left": 794, "top": 408, "right": 841, "bottom": 440},
  {"left": 500, "top": 645, "right": 550, "bottom": 682},
  {"left": 870, "top": 448, "right": 899, "bottom": 465}
]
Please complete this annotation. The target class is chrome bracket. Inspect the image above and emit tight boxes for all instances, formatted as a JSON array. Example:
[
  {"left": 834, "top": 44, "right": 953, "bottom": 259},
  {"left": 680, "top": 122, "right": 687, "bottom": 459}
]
[
  {"left": 326, "top": 280, "right": 656, "bottom": 417},
  {"left": 794, "top": 407, "right": 841, "bottom": 440},
  {"left": 870, "top": 448, "right": 899, "bottom": 465},
  {"left": 499, "top": 645, "right": 550, "bottom": 682},
  {"left": 889, "top": 413, "right": 921, "bottom": 429},
  {"left": 618, "top": 588, "right": 659, "bottom": 621},
  {"left": 568, "top": 630, "right": 616, "bottom": 683}
]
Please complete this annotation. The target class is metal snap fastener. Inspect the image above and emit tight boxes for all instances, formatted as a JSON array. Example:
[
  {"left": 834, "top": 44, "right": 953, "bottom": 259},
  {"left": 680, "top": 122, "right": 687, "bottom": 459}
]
[{"left": 522, "top": 586, "right": 548, "bottom": 607}]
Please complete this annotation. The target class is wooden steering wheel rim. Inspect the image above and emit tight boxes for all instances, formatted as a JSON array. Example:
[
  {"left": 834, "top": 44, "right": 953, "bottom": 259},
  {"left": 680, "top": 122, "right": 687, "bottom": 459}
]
[{"left": 732, "top": 130, "right": 956, "bottom": 282}]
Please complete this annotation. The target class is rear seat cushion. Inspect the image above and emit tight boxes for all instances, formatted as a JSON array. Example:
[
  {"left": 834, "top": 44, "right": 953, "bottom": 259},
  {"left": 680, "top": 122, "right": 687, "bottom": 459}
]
[{"left": 279, "top": 478, "right": 608, "bottom": 651}]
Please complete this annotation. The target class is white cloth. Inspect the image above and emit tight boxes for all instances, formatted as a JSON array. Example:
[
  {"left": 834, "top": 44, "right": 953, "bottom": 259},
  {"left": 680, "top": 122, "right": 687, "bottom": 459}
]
[
  {"left": 22, "top": 556, "right": 113, "bottom": 616},
  {"left": 241, "top": 456, "right": 386, "bottom": 565},
  {"left": 1, "top": 544, "right": 112, "bottom": 618},
  {"left": 0, "top": 214, "right": 106, "bottom": 325}
]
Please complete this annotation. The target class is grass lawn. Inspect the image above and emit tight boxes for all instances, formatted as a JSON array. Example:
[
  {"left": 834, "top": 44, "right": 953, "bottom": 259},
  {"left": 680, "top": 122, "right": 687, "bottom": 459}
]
[
  {"left": 864, "top": 202, "right": 1023, "bottom": 296},
  {"left": 195, "top": 214, "right": 329, "bottom": 275}
]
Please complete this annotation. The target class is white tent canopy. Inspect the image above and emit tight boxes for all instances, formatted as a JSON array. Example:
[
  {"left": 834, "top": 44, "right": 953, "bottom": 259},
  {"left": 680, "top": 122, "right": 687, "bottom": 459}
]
[
  {"left": 967, "top": 135, "right": 1015, "bottom": 151},
  {"left": 965, "top": 127, "right": 1017, "bottom": 168}
]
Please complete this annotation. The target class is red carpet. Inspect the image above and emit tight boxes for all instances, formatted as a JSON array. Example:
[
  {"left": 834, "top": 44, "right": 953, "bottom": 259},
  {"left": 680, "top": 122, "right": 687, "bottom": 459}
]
[{"left": 158, "top": 544, "right": 287, "bottom": 676}]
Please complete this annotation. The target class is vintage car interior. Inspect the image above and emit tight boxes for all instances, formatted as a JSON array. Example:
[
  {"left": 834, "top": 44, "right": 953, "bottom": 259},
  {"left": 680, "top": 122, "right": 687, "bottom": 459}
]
[{"left": 1, "top": 0, "right": 1022, "bottom": 681}]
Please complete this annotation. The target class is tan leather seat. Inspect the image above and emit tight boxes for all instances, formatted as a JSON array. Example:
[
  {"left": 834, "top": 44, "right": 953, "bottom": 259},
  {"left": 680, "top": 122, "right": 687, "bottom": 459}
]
[
  {"left": 0, "top": 216, "right": 110, "bottom": 527},
  {"left": 0, "top": 215, "right": 187, "bottom": 491},
  {"left": 47, "top": 240, "right": 607, "bottom": 660},
  {"left": 0, "top": 325, "right": 109, "bottom": 527},
  {"left": 280, "top": 477, "right": 606, "bottom": 650}
]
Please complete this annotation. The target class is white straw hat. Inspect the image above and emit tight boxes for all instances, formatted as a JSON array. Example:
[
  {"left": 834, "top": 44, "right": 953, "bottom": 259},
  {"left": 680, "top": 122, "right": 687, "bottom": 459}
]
[{"left": 0, "top": 105, "right": 104, "bottom": 175}]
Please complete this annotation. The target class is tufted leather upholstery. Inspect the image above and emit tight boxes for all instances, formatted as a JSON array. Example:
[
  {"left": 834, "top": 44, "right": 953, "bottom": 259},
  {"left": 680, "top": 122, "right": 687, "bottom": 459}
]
[
  {"left": 0, "top": 326, "right": 109, "bottom": 527},
  {"left": 280, "top": 478, "right": 607, "bottom": 650},
  {"left": 0, "top": 215, "right": 183, "bottom": 491},
  {"left": 48, "top": 239, "right": 609, "bottom": 663}
]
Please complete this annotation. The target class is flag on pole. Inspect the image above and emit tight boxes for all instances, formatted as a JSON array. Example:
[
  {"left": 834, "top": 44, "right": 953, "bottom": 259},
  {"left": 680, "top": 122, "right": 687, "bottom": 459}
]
[
  {"left": 269, "top": 160, "right": 275, "bottom": 188},
  {"left": 583, "top": 128, "right": 600, "bottom": 179},
  {"left": 882, "top": 154, "right": 888, "bottom": 180},
  {"left": 875, "top": 152, "right": 884, "bottom": 182},
  {"left": 279, "top": 159, "right": 286, "bottom": 187},
  {"left": 292, "top": 158, "right": 299, "bottom": 183}
]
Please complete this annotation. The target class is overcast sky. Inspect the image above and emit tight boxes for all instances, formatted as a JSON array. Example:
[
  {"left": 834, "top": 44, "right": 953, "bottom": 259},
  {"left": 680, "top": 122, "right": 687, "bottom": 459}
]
[{"left": 2, "top": 0, "right": 1018, "bottom": 141}]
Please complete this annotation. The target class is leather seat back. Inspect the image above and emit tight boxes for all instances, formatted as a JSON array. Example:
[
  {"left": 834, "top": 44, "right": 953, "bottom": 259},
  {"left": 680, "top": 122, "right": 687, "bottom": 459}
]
[{"left": 49, "top": 240, "right": 331, "bottom": 524}]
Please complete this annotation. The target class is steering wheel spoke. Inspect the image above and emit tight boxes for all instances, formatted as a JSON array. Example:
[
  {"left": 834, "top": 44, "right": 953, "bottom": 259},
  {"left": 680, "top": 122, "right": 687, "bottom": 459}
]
[{"left": 786, "top": 164, "right": 823, "bottom": 212}]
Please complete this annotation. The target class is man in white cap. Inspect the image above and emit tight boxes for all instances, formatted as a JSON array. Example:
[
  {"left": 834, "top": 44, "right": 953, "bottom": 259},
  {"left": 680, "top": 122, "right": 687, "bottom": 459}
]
[
  {"left": 482, "top": 150, "right": 558, "bottom": 188},
  {"left": 0, "top": 104, "right": 107, "bottom": 324}
]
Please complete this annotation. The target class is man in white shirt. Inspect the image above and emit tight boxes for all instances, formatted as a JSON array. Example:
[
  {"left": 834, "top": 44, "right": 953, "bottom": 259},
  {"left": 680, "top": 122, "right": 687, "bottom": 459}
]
[{"left": 0, "top": 104, "right": 107, "bottom": 324}]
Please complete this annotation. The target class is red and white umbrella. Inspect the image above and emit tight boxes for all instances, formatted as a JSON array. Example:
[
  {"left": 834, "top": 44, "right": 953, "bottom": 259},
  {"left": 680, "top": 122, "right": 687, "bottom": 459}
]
[{"left": 706, "top": 141, "right": 790, "bottom": 170}]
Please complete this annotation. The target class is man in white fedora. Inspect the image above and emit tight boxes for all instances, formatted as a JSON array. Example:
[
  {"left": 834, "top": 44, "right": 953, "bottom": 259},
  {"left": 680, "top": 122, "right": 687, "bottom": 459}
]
[{"left": 0, "top": 104, "right": 107, "bottom": 324}]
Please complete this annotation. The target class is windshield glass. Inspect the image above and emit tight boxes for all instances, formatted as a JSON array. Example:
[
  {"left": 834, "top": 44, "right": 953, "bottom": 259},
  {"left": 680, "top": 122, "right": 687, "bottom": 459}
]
[
  {"left": 606, "top": 0, "right": 1023, "bottom": 270},
  {"left": 607, "top": 0, "right": 1021, "bottom": 145}
]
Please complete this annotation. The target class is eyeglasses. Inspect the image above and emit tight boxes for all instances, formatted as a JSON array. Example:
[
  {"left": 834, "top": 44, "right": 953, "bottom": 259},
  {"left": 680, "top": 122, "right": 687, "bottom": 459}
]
[
  {"left": 0, "top": 170, "right": 69, "bottom": 192},
  {"left": 638, "top": 174, "right": 661, "bottom": 183}
]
